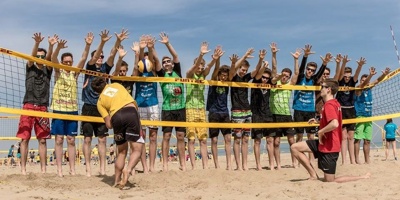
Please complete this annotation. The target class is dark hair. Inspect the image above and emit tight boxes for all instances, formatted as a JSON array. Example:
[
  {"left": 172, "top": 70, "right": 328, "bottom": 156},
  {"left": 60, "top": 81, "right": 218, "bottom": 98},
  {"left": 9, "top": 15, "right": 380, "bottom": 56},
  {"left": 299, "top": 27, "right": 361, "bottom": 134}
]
[
  {"left": 162, "top": 56, "right": 171, "bottom": 62},
  {"left": 325, "top": 67, "right": 331, "bottom": 73},
  {"left": 121, "top": 60, "right": 128, "bottom": 68},
  {"left": 307, "top": 62, "right": 317, "bottom": 68},
  {"left": 361, "top": 74, "right": 368, "bottom": 79},
  {"left": 281, "top": 68, "right": 292, "bottom": 77},
  {"left": 61, "top": 52, "right": 73, "bottom": 61},
  {"left": 144, "top": 52, "right": 149, "bottom": 57},
  {"left": 344, "top": 67, "right": 352, "bottom": 73},
  {"left": 218, "top": 65, "right": 230, "bottom": 75},
  {"left": 91, "top": 77, "right": 107, "bottom": 93},
  {"left": 264, "top": 68, "right": 272, "bottom": 76},
  {"left": 193, "top": 57, "right": 206, "bottom": 65},
  {"left": 242, "top": 60, "right": 250, "bottom": 67},
  {"left": 91, "top": 50, "right": 103, "bottom": 58},
  {"left": 37, "top": 48, "right": 47, "bottom": 56},
  {"left": 386, "top": 118, "right": 393, "bottom": 125},
  {"left": 323, "top": 78, "right": 339, "bottom": 95}
]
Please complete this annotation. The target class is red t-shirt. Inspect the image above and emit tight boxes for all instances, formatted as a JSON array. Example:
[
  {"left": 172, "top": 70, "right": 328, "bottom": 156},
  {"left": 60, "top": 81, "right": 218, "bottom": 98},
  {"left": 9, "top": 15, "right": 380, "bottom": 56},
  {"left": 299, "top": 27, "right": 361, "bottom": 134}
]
[{"left": 318, "top": 99, "right": 342, "bottom": 153}]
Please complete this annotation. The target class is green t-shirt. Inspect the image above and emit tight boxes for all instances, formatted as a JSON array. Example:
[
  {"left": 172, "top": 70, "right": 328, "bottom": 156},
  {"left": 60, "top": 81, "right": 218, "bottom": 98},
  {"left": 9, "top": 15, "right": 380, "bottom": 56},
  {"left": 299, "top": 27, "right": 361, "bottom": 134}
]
[
  {"left": 186, "top": 73, "right": 205, "bottom": 109},
  {"left": 160, "top": 71, "right": 185, "bottom": 110},
  {"left": 270, "top": 80, "right": 291, "bottom": 115}
]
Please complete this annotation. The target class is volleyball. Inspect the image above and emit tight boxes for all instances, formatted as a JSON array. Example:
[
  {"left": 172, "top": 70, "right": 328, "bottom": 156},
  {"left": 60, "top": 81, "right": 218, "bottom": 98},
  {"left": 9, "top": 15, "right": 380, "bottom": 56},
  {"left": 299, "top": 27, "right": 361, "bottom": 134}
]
[{"left": 137, "top": 58, "right": 153, "bottom": 73}]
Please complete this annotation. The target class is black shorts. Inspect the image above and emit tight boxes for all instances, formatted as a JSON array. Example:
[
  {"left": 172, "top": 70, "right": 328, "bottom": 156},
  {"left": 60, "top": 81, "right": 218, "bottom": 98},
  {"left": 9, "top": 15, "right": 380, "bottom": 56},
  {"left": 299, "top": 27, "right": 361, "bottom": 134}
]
[
  {"left": 386, "top": 138, "right": 396, "bottom": 142},
  {"left": 161, "top": 108, "right": 186, "bottom": 133},
  {"left": 208, "top": 112, "right": 231, "bottom": 138},
  {"left": 273, "top": 114, "right": 296, "bottom": 137},
  {"left": 306, "top": 140, "right": 339, "bottom": 174},
  {"left": 251, "top": 113, "right": 274, "bottom": 139},
  {"left": 342, "top": 107, "right": 356, "bottom": 131},
  {"left": 293, "top": 110, "right": 316, "bottom": 134},
  {"left": 111, "top": 107, "right": 144, "bottom": 145},
  {"left": 81, "top": 104, "right": 108, "bottom": 137}
]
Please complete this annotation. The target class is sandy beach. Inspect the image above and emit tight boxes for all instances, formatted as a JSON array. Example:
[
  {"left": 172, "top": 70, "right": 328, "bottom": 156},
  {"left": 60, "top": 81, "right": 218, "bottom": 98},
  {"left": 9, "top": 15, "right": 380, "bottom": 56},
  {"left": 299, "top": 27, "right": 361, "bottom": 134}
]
[{"left": 0, "top": 148, "right": 398, "bottom": 200}]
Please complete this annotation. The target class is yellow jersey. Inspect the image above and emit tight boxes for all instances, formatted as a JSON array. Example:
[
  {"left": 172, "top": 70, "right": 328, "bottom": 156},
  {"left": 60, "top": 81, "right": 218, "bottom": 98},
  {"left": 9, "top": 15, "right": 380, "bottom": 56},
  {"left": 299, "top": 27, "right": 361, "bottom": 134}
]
[
  {"left": 97, "top": 83, "right": 137, "bottom": 118},
  {"left": 51, "top": 70, "right": 78, "bottom": 111}
]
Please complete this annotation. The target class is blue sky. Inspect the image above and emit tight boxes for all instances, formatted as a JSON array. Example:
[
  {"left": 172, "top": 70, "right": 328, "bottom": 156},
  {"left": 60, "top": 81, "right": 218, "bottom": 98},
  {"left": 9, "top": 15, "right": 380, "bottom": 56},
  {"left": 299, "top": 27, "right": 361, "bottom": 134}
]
[{"left": 1, "top": 0, "right": 400, "bottom": 153}]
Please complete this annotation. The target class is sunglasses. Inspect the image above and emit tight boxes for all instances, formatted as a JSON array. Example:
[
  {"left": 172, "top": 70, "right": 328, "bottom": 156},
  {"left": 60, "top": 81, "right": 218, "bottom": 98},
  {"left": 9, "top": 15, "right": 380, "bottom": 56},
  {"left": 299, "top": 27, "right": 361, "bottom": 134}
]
[
  {"left": 62, "top": 61, "right": 72, "bottom": 65},
  {"left": 321, "top": 85, "right": 329, "bottom": 89},
  {"left": 323, "top": 73, "right": 330, "bottom": 75},
  {"left": 162, "top": 60, "right": 171, "bottom": 64},
  {"left": 343, "top": 76, "right": 351, "bottom": 79},
  {"left": 307, "top": 68, "right": 316, "bottom": 73},
  {"left": 99, "top": 55, "right": 105, "bottom": 59},
  {"left": 261, "top": 76, "right": 270, "bottom": 79},
  {"left": 36, "top": 55, "right": 45, "bottom": 59}
]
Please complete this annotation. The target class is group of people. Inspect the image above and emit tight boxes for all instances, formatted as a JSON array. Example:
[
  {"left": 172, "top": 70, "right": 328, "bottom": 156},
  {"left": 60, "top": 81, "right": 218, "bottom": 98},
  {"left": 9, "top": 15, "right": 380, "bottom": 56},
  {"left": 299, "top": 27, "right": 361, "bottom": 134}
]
[{"left": 14, "top": 29, "right": 395, "bottom": 187}]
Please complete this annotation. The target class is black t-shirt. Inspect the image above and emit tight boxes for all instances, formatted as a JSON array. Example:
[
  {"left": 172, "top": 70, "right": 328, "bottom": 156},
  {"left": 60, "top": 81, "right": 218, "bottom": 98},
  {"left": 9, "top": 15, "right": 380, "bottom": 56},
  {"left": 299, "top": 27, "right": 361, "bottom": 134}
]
[
  {"left": 23, "top": 64, "right": 53, "bottom": 106},
  {"left": 156, "top": 62, "right": 182, "bottom": 78},
  {"left": 206, "top": 85, "right": 229, "bottom": 113},
  {"left": 111, "top": 79, "right": 135, "bottom": 96},
  {"left": 251, "top": 78, "right": 273, "bottom": 117},
  {"left": 336, "top": 77, "right": 358, "bottom": 107},
  {"left": 230, "top": 73, "right": 252, "bottom": 110}
]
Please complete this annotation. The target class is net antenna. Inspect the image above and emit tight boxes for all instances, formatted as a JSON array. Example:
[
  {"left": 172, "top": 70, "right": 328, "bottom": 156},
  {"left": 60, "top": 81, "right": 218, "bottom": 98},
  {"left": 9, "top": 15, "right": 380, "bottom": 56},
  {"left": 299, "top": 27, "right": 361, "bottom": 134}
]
[{"left": 390, "top": 25, "right": 400, "bottom": 67}]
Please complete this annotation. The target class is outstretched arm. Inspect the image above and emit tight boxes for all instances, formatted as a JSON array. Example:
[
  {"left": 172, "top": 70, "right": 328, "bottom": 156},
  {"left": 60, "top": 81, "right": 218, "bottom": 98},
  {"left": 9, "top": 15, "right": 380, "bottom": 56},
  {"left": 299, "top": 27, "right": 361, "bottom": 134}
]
[
  {"left": 228, "top": 54, "right": 239, "bottom": 81},
  {"left": 75, "top": 32, "right": 94, "bottom": 79},
  {"left": 355, "top": 67, "right": 376, "bottom": 96},
  {"left": 353, "top": 57, "right": 366, "bottom": 82},
  {"left": 338, "top": 55, "right": 350, "bottom": 80},
  {"left": 314, "top": 53, "right": 333, "bottom": 81},
  {"left": 51, "top": 39, "right": 68, "bottom": 79},
  {"left": 130, "top": 42, "right": 140, "bottom": 76},
  {"left": 370, "top": 67, "right": 391, "bottom": 86},
  {"left": 235, "top": 48, "right": 255, "bottom": 70},
  {"left": 28, "top": 32, "right": 44, "bottom": 67},
  {"left": 147, "top": 37, "right": 160, "bottom": 76},
  {"left": 88, "top": 29, "right": 112, "bottom": 65},
  {"left": 332, "top": 54, "right": 343, "bottom": 81},
  {"left": 112, "top": 46, "right": 127, "bottom": 76},
  {"left": 250, "top": 49, "right": 267, "bottom": 78},
  {"left": 106, "top": 29, "right": 129, "bottom": 67},
  {"left": 255, "top": 61, "right": 269, "bottom": 80},
  {"left": 270, "top": 42, "right": 279, "bottom": 76},
  {"left": 290, "top": 48, "right": 302, "bottom": 85},
  {"left": 159, "top": 32, "right": 179, "bottom": 63},
  {"left": 211, "top": 51, "right": 223, "bottom": 81},
  {"left": 299, "top": 44, "right": 315, "bottom": 75},
  {"left": 187, "top": 42, "right": 210, "bottom": 78},
  {"left": 203, "top": 46, "right": 224, "bottom": 78},
  {"left": 46, "top": 34, "right": 59, "bottom": 65}
]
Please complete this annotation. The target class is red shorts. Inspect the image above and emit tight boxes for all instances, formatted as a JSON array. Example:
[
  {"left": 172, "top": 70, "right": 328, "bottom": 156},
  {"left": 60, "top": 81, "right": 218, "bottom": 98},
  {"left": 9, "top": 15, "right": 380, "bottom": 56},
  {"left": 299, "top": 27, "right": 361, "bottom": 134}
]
[{"left": 16, "top": 103, "right": 51, "bottom": 140}]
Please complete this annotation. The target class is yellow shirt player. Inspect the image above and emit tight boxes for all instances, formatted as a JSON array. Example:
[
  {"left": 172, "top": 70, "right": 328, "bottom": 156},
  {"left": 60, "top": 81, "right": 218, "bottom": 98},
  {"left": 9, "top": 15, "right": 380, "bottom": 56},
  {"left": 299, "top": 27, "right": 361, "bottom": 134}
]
[{"left": 91, "top": 77, "right": 143, "bottom": 190}]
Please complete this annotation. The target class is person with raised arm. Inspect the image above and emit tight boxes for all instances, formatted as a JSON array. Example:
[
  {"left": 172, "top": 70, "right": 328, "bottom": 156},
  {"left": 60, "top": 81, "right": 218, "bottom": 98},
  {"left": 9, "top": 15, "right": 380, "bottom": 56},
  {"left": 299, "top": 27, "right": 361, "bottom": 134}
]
[
  {"left": 336, "top": 55, "right": 366, "bottom": 165},
  {"left": 291, "top": 78, "right": 370, "bottom": 183},
  {"left": 81, "top": 29, "right": 128, "bottom": 177},
  {"left": 207, "top": 50, "right": 236, "bottom": 170},
  {"left": 270, "top": 45, "right": 301, "bottom": 168},
  {"left": 293, "top": 44, "right": 332, "bottom": 163},
  {"left": 16, "top": 33, "right": 58, "bottom": 175},
  {"left": 50, "top": 32, "right": 93, "bottom": 177},
  {"left": 156, "top": 32, "right": 186, "bottom": 171},
  {"left": 186, "top": 43, "right": 222, "bottom": 170},
  {"left": 228, "top": 47, "right": 261, "bottom": 171},
  {"left": 354, "top": 67, "right": 390, "bottom": 164}
]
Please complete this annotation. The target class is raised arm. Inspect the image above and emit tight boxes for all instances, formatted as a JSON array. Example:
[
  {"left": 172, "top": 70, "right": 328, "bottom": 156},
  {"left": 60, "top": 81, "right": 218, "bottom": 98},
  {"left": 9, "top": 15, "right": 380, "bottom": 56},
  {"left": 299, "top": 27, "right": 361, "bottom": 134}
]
[
  {"left": 106, "top": 29, "right": 129, "bottom": 67},
  {"left": 332, "top": 54, "right": 343, "bottom": 81},
  {"left": 51, "top": 39, "right": 68, "bottom": 78},
  {"left": 228, "top": 54, "right": 239, "bottom": 81},
  {"left": 46, "top": 34, "right": 59, "bottom": 63},
  {"left": 28, "top": 33, "right": 44, "bottom": 67},
  {"left": 147, "top": 35, "right": 155, "bottom": 64},
  {"left": 211, "top": 52, "right": 223, "bottom": 81},
  {"left": 251, "top": 49, "right": 267, "bottom": 78},
  {"left": 338, "top": 55, "right": 350, "bottom": 80},
  {"left": 187, "top": 42, "right": 210, "bottom": 78},
  {"left": 255, "top": 61, "right": 269, "bottom": 80},
  {"left": 270, "top": 42, "right": 279, "bottom": 76},
  {"left": 147, "top": 37, "right": 160, "bottom": 76},
  {"left": 289, "top": 48, "right": 302, "bottom": 85},
  {"left": 112, "top": 46, "right": 127, "bottom": 76},
  {"left": 314, "top": 52, "right": 333, "bottom": 81},
  {"left": 130, "top": 41, "right": 140, "bottom": 76},
  {"left": 204, "top": 46, "right": 224, "bottom": 78},
  {"left": 370, "top": 67, "right": 391, "bottom": 86},
  {"left": 159, "top": 32, "right": 179, "bottom": 63},
  {"left": 235, "top": 48, "right": 255, "bottom": 70},
  {"left": 299, "top": 44, "right": 315, "bottom": 75},
  {"left": 88, "top": 29, "right": 112, "bottom": 65},
  {"left": 139, "top": 35, "right": 147, "bottom": 60},
  {"left": 353, "top": 57, "right": 366, "bottom": 82},
  {"left": 75, "top": 32, "right": 94, "bottom": 79}
]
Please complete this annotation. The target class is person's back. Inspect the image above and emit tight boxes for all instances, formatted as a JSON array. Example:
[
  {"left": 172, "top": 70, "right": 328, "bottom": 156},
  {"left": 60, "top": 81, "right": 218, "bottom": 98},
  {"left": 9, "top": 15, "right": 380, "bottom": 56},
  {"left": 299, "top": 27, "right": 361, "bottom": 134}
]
[{"left": 384, "top": 122, "right": 397, "bottom": 139}]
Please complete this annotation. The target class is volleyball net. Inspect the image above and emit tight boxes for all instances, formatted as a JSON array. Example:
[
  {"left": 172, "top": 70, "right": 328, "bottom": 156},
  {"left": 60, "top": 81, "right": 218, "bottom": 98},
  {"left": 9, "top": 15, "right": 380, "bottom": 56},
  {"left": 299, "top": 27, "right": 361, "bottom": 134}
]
[{"left": 1, "top": 47, "right": 400, "bottom": 139}]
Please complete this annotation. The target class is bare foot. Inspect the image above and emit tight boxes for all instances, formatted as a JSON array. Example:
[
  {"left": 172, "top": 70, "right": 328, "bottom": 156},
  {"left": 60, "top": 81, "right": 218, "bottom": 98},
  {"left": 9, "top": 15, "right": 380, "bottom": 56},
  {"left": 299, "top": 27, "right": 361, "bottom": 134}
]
[
  {"left": 69, "top": 171, "right": 76, "bottom": 176},
  {"left": 363, "top": 172, "right": 371, "bottom": 179},
  {"left": 120, "top": 169, "right": 130, "bottom": 189},
  {"left": 21, "top": 169, "right": 27, "bottom": 176},
  {"left": 307, "top": 176, "right": 318, "bottom": 181},
  {"left": 276, "top": 166, "right": 281, "bottom": 170},
  {"left": 234, "top": 168, "right": 243, "bottom": 171},
  {"left": 162, "top": 165, "right": 168, "bottom": 172},
  {"left": 57, "top": 171, "right": 63, "bottom": 178},
  {"left": 179, "top": 166, "right": 186, "bottom": 172},
  {"left": 226, "top": 165, "right": 232, "bottom": 171}
]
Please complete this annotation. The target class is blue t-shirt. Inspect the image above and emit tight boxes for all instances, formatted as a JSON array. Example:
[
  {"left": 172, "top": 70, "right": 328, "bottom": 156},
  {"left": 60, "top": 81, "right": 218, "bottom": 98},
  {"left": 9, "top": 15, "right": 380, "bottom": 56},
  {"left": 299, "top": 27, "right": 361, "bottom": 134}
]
[
  {"left": 384, "top": 122, "right": 397, "bottom": 139},
  {"left": 135, "top": 71, "right": 158, "bottom": 107},
  {"left": 206, "top": 85, "right": 229, "bottom": 114},
  {"left": 354, "top": 88, "right": 372, "bottom": 117},
  {"left": 293, "top": 77, "right": 315, "bottom": 112},
  {"left": 82, "top": 62, "right": 112, "bottom": 105}
]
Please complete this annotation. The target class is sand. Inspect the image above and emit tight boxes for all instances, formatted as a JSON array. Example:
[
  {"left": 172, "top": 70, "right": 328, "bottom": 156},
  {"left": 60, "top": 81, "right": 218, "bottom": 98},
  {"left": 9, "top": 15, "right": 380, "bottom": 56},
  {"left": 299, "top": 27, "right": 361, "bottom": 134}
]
[{"left": 0, "top": 148, "right": 398, "bottom": 200}]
